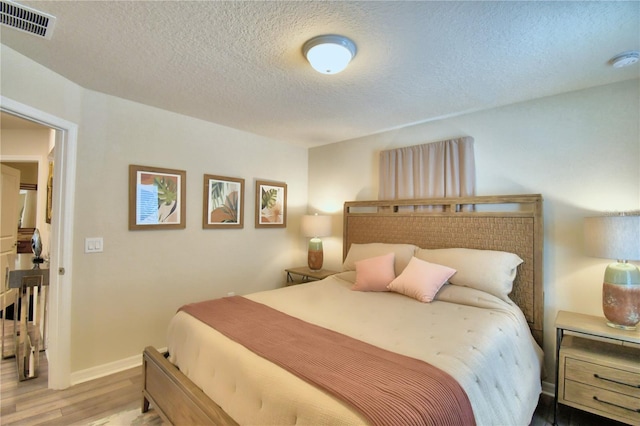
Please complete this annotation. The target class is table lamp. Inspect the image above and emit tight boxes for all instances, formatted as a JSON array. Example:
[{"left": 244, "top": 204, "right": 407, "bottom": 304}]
[
  {"left": 301, "top": 214, "right": 331, "bottom": 271},
  {"left": 584, "top": 214, "right": 640, "bottom": 330}
]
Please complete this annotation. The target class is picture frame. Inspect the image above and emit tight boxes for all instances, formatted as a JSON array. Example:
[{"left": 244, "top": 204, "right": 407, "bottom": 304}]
[
  {"left": 129, "top": 164, "right": 186, "bottom": 230},
  {"left": 255, "top": 180, "right": 287, "bottom": 228},
  {"left": 203, "top": 174, "right": 245, "bottom": 229},
  {"left": 46, "top": 161, "right": 53, "bottom": 224}
]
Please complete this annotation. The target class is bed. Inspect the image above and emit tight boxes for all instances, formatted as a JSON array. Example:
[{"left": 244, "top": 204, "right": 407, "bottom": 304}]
[{"left": 142, "top": 194, "right": 544, "bottom": 425}]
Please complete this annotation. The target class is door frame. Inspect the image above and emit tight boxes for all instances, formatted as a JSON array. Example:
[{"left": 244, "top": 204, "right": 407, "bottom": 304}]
[{"left": 1, "top": 96, "right": 77, "bottom": 389}]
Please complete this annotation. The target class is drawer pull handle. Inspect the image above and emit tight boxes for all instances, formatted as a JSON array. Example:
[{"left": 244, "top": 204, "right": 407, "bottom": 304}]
[
  {"left": 594, "top": 373, "right": 640, "bottom": 388},
  {"left": 593, "top": 396, "right": 640, "bottom": 413}
]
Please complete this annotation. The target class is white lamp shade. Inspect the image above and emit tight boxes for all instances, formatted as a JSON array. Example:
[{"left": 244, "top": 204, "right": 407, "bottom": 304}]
[
  {"left": 303, "top": 35, "right": 356, "bottom": 75},
  {"left": 584, "top": 215, "right": 640, "bottom": 260},
  {"left": 301, "top": 214, "right": 331, "bottom": 238}
]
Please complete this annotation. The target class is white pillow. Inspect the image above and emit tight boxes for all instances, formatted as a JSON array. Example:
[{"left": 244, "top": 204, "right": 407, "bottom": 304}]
[
  {"left": 343, "top": 243, "right": 417, "bottom": 276},
  {"left": 387, "top": 257, "right": 456, "bottom": 302},
  {"left": 415, "top": 248, "right": 523, "bottom": 302}
]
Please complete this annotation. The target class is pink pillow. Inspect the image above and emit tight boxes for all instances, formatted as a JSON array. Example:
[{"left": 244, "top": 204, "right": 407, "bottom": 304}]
[
  {"left": 351, "top": 253, "right": 396, "bottom": 292},
  {"left": 387, "top": 257, "right": 456, "bottom": 302}
]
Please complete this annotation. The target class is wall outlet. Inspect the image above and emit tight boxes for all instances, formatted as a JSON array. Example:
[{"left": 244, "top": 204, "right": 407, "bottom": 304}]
[{"left": 85, "top": 237, "right": 103, "bottom": 253}]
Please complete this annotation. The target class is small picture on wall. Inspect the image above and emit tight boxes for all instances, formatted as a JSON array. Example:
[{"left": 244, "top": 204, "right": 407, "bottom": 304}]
[
  {"left": 255, "top": 180, "right": 287, "bottom": 228},
  {"left": 46, "top": 161, "right": 53, "bottom": 224},
  {"left": 203, "top": 174, "right": 244, "bottom": 229},
  {"left": 129, "top": 164, "right": 186, "bottom": 230}
]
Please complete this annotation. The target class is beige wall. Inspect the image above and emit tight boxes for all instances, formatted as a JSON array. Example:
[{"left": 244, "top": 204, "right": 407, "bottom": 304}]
[
  {"left": 2, "top": 45, "right": 308, "bottom": 373},
  {"left": 308, "top": 78, "right": 640, "bottom": 384},
  {"left": 71, "top": 91, "right": 308, "bottom": 370}
]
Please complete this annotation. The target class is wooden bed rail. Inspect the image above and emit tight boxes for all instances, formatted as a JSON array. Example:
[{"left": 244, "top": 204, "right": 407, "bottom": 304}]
[{"left": 142, "top": 346, "right": 237, "bottom": 425}]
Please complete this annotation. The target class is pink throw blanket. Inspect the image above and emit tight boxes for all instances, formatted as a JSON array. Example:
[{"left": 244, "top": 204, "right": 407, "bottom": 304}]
[{"left": 180, "top": 296, "right": 476, "bottom": 426}]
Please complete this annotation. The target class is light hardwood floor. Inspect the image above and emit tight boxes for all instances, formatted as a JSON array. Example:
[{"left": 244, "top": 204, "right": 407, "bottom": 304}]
[
  {"left": 1, "top": 351, "right": 150, "bottom": 425},
  {"left": 0, "top": 352, "right": 629, "bottom": 426}
]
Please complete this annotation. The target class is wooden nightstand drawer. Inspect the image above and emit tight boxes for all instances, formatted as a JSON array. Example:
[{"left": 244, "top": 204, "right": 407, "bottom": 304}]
[
  {"left": 565, "top": 357, "right": 640, "bottom": 398},
  {"left": 558, "top": 334, "right": 640, "bottom": 425},
  {"left": 555, "top": 311, "right": 640, "bottom": 426},
  {"left": 564, "top": 379, "right": 640, "bottom": 424}
]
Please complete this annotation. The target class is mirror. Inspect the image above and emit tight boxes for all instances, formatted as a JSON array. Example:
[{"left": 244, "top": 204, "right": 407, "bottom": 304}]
[{"left": 18, "top": 184, "right": 37, "bottom": 228}]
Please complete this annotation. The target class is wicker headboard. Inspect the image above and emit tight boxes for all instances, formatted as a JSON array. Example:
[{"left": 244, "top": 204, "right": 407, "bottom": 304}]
[{"left": 343, "top": 194, "right": 544, "bottom": 345}]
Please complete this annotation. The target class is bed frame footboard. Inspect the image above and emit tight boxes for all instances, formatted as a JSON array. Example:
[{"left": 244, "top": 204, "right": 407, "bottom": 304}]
[{"left": 142, "top": 346, "right": 237, "bottom": 425}]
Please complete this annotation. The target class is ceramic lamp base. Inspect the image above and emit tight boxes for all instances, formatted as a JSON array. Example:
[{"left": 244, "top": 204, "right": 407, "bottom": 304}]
[
  {"left": 308, "top": 250, "right": 324, "bottom": 271},
  {"left": 602, "top": 262, "right": 640, "bottom": 330},
  {"left": 308, "top": 238, "right": 324, "bottom": 271}
]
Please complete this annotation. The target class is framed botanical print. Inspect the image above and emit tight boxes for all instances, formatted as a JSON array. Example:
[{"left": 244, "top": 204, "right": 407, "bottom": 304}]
[
  {"left": 129, "top": 164, "right": 186, "bottom": 230},
  {"left": 255, "top": 180, "right": 287, "bottom": 228},
  {"left": 203, "top": 174, "right": 244, "bottom": 229},
  {"left": 46, "top": 161, "right": 53, "bottom": 224}
]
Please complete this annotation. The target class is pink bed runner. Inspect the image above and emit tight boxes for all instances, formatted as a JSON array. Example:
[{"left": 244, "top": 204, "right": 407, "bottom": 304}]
[{"left": 179, "top": 296, "right": 476, "bottom": 426}]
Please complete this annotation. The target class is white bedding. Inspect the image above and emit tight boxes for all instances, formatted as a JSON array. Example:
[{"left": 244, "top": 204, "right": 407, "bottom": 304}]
[{"left": 168, "top": 272, "right": 543, "bottom": 425}]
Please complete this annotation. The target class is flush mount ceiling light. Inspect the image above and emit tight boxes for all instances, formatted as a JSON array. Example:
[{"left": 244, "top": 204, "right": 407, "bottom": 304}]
[
  {"left": 303, "top": 35, "right": 357, "bottom": 75},
  {"left": 610, "top": 51, "right": 640, "bottom": 68}
]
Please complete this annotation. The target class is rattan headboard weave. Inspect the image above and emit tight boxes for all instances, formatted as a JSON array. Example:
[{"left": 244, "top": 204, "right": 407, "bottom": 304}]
[{"left": 343, "top": 194, "right": 543, "bottom": 345}]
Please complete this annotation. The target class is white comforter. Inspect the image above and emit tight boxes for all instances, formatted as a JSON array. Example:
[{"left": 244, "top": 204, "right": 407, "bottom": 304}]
[{"left": 168, "top": 272, "right": 543, "bottom": 425}]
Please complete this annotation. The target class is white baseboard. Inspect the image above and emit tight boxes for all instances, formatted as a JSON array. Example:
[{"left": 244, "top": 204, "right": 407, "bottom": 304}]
[
  {"left": 542, "top": 380, "right": 555, "bottom": 397},
  {"left": 70, "top": 346, "right": 167, "bottom": 386}
]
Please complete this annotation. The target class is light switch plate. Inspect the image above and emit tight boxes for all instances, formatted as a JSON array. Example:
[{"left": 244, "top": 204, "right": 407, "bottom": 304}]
[{"left": 85, "top": 237, "right": 103, "bottom": 253}]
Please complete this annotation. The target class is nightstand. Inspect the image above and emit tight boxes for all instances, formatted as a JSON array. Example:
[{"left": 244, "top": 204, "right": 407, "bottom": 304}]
[
  {"left": 285, "top": 266, "right": 338, "bottom": 285},
  {"left": 554, "top": 310, "right": 640, "bottom": 425}
]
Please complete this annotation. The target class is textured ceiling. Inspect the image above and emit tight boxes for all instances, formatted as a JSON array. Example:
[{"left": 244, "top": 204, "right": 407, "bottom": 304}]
[{"left": 1, "top": 1, "right": 639, "bottom": 147}]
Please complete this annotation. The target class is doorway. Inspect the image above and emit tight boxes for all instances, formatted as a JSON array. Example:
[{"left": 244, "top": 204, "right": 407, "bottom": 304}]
[
  {"left": 1, "top": 159, "right": 47, "bottom": 338},
  {"left": 1, "top": 96, "right": 78, "bottom": 390}
]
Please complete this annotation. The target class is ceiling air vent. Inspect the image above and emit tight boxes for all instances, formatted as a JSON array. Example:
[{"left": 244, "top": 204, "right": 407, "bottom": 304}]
[{"left": 0, "top": 0, "right": 56, "bottom": 39}]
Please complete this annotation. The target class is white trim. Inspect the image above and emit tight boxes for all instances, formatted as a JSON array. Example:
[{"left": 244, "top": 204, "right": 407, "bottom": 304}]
[
  {"left": 71, "top": 354, "right": 142, "bottom": 385},
  {"left": 0, "top": 96, "right": 77, "bottom": 390},
  {"left": 542, "top": 380, "right": 555, "bottom": 397},
  {"left": 70, "top": 347, "right": 168, "bottom": 385}
]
